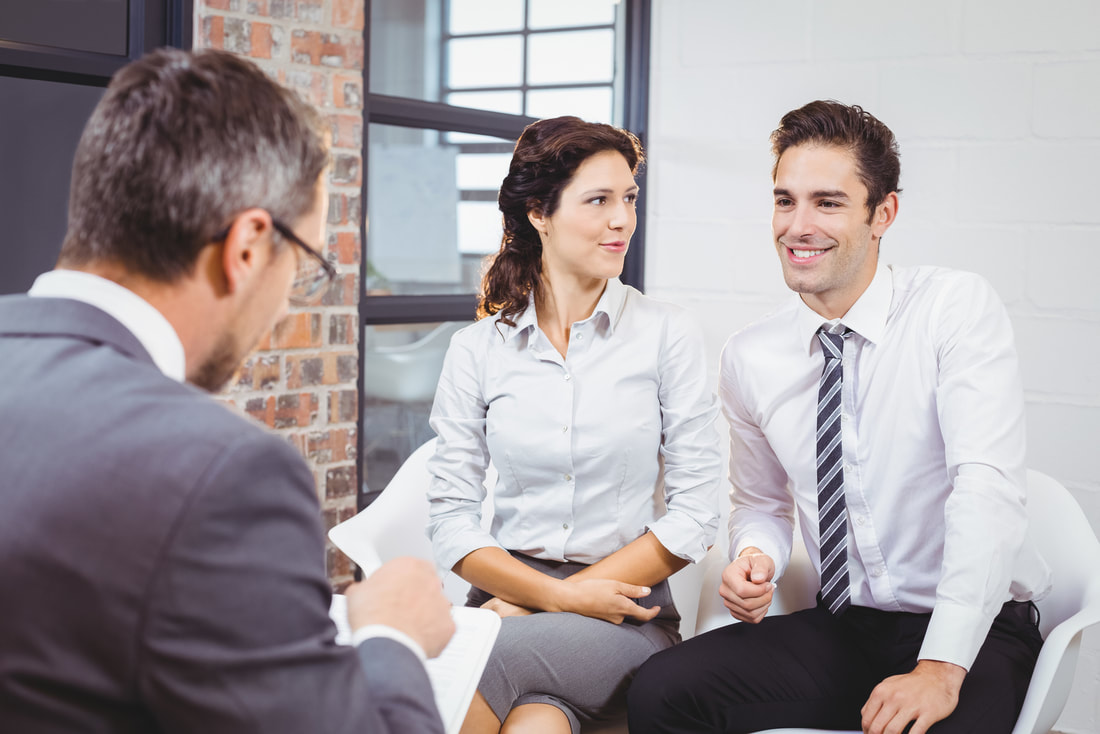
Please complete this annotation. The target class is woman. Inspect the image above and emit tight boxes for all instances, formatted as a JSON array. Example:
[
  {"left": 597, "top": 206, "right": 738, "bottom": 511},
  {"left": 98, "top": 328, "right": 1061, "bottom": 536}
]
[{"left": 427, "top": 116, "right": 722, "bottom": 734}]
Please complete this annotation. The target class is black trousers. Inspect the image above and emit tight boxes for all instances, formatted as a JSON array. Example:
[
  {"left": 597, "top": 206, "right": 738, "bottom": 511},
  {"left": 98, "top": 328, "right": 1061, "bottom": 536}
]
[{"left": 627, "top": 599, "right": 1042, "bottom": 734}]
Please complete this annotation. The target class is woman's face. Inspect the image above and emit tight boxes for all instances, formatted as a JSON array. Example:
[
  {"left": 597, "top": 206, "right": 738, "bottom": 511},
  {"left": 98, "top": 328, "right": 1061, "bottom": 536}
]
[{"left": 529, "top": 150, "right": 638, "bottom": 284}]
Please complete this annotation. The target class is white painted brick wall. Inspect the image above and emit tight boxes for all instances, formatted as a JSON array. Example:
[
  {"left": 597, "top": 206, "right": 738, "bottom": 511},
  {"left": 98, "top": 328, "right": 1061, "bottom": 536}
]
[{"left": 648, "top": 1, "right": 1100, "bottom": 731}]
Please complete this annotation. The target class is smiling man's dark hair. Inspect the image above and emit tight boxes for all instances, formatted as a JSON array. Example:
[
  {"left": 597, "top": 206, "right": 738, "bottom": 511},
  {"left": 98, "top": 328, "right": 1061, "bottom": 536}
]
[{"left": 770, "top": 100, "right": 901, "bottom": 222}]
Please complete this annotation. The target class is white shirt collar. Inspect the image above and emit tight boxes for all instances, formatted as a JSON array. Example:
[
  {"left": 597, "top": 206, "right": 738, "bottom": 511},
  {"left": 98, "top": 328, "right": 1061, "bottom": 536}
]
[
  {"left": 497, "top": 278, "right": 629, "bottom": 341},
  {"left": 28, "top": 270, "right": 186, "bottom": 382},
  {"left": 795, "top": 264, "right": 892, "bottom": 354}
]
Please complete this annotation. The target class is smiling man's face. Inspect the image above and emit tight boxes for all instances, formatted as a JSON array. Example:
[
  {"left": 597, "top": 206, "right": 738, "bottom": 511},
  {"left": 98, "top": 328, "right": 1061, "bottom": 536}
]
[{"left": 772, "top": 143, "right": 894, "bottom": 320}]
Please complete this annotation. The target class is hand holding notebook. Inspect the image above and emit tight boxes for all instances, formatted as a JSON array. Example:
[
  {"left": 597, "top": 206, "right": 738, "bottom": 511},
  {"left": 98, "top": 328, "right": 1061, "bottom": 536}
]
[{"left": 327, "top": 516, "right": 500, "bottom": 734}]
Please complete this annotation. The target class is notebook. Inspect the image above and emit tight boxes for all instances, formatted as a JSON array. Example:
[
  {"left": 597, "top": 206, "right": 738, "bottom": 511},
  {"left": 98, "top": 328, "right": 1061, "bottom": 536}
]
[{"left": 327, "top": 526, "right": 500, "bottom": 734}]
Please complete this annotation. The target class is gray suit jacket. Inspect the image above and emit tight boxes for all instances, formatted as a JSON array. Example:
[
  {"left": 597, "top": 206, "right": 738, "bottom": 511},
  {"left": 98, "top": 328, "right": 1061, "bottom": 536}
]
[{"left": 0, "top": 295, "right": 443, "bottom": 734}]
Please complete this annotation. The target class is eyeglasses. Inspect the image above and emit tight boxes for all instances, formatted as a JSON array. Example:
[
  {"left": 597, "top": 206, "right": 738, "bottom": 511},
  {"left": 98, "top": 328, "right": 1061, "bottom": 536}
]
[
  {"left": 212, "top": 215, "right": 337, "bottom": 306},
  {"left": 271, "top": 219, "right": 337, "bottom": 305}
]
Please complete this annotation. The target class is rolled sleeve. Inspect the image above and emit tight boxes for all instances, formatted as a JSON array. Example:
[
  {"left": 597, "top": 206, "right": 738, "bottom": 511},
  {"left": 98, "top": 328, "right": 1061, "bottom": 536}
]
[{"left": 646, "top": 310, "right": 722, "bottom": 563}]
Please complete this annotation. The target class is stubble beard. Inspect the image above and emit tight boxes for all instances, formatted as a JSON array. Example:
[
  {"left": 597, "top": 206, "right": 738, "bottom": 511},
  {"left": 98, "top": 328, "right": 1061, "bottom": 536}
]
[{"left": 188, "top": 330, "right": 247, "bottom": 393}]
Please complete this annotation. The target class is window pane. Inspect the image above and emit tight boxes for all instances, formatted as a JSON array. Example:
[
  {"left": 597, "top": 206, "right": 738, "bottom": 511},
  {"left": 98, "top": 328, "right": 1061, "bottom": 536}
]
[
  {"left": 367, "top": 124, "right": 513, "bottom": 296},
  {"left": 371, "top": 0, "right": 626, "bottom": 119},
  {"left": 370, "top": 0, "right": 441, "bottom": 101},
  {"left": 446, "top": 90, "right": 523, "bottom": 115},
  {"left": 458, "top": 201, "right": 503, "bottom": 255},
  {"left": 361, "top": 321, "right": 473, "bottom": 503},
  {"left": 527, "top": 30, "right": 614, "bottom": 86},
  {"left": 448, "top": 0, "right": 524, "bottom": 34},
  {"left": 448, "top": 36, "right": 524, "bottom": 89},
  {"left": 445, "top": 130, "right": 519, "bottom": 145},
  {"left": 456, "top": 152, "right": 511, "bottom": 189},
  {"left": 0, "top": 0, "right": 128, "bottom": 56},
  {"left": 526, "top": 87, "right": 613, "bottom": 125},
  {"left": 529, "top": 0, "right": 616, "bottom": 29}
]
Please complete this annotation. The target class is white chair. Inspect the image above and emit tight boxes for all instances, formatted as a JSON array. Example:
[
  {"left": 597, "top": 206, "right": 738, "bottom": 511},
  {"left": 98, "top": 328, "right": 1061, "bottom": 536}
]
[
  {"left": 331, "top": 438, "right": 478, "bottom": 605},
  {"left": 332, "top": 437, "right": 721, "bottom": 734},
  {"left": 694, "top": 469, "right": 1100, "bottom": 734}
]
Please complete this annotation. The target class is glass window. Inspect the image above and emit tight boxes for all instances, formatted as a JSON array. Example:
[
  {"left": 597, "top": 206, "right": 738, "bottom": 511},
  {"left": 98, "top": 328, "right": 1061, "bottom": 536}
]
[
  {"left": 458, "top": 200, "right": 503, "bottom": 255},
  {"left": 528, "top": 0, "right": 617, "bottom": 29},
  {"left": 448, "top": 0, "right": 524, "bottom": 34},
  {"left": 370, "top": 0, "right": 627, "bottom": 118},
  {"left": 446, "top": 90, "right": 523, "bottom": 115},
  {"left": 456, "top": 152, "right": 512, "bottom": 189},
  {"left": 447, "top": 36, "right": 524, "bottom": 89},
  {"left": 0, "top": 0, "right": 129, "bottom": 56},
  {"left": 527, "top": 30, "right": 615, "bottom": 86},
  {"left": 366, "top": 123, "right": 511, "bottom": 296},
  {"left": 526, "top": 87, "right": 614, "bottom": 124},
  {"left": 361, "top": 321, "right": 473, "bottom": 502},
  {"left": 369, "top": 0, "right": 442, "bottom": 101}
]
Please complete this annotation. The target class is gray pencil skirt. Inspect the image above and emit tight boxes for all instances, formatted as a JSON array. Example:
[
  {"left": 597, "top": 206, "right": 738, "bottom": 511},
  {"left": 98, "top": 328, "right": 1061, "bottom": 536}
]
[{"left": 466, "top": 552, "right": 682, "bottom": 734}]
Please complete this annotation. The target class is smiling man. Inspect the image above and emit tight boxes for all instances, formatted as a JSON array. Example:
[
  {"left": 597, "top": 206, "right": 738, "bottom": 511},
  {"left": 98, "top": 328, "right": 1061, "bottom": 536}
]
[{"left": 628, "top": 100, "right": 1052, "bottom": 734}]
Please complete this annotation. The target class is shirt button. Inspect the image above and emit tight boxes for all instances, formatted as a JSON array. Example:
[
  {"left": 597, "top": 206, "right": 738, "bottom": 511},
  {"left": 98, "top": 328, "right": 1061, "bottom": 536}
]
[
  {"left": 561, "top": 425, "right": 568, "bottom": 433},
  {"left": 844, "top": 463, "right": 854, "bottom": 473},
  {"left": 855, "top": 514, "right": 866, "bottom": 526},
  {"left": 563, "top": 373, "right": 572, "bottom": 381},
  {"left": 564, "top": 474, "right": 572, "bottom": 481},
  {"left": 575, "top": 333, "right": 583, "bottom": 341},
  {"left": 841, "top": 414, "right": 849, "bottom": 422},
  {"left": 871, "top": 566, "right": 884, "bottom": 578},
  {"left": 562, "top": 523, "right": 569, "bottom": 530}
]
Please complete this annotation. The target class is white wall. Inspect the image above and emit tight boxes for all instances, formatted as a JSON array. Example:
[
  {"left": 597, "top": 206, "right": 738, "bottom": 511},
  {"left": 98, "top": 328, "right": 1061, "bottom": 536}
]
[{"left": 646, "top": 1, "right": 1100, "bottom": 731}]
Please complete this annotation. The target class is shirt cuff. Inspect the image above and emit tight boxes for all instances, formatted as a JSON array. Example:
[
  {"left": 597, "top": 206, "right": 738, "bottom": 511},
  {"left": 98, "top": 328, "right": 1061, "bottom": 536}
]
[
  {"left": 918, "top": 601, "right": 991, "bottom": 671},
  {"left": 648, "top": 512, "right": 713, "bottom": 564},
  {"left": 732, "top": 533, "right": 788, "bottom": 581},
  {"left": 351, "top": 624, "right": 428, "bottom": 665}
]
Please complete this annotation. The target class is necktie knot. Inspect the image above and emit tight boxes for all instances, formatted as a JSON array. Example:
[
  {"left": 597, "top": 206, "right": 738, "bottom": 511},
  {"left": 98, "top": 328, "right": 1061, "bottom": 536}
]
[{"left": 817, "top": 328, "right": 848, "bottom": 364}]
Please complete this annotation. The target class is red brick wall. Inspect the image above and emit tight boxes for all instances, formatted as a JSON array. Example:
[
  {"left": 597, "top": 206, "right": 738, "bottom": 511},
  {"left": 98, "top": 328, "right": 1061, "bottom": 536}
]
[{"left": 195, "top": 0, "right": 365, "bottom": 588}]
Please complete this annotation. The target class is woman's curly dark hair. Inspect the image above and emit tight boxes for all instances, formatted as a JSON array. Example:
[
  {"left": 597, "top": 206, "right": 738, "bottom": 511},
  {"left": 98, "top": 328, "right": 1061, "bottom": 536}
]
[{"left": 477, "top": 116, "right": 644, "bottom": 326}]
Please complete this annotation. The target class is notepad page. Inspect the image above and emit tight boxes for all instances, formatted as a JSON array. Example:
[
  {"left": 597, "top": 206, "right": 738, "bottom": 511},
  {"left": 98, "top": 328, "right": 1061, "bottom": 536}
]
[{"left": 328, "top": 596, "right": 500, "bottom": 734}]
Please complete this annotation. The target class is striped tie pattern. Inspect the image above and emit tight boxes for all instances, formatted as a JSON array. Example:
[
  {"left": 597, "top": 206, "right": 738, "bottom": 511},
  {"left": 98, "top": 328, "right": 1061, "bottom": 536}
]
[{"left": 816, "top": 328, "right": 851, "bottom": 615}]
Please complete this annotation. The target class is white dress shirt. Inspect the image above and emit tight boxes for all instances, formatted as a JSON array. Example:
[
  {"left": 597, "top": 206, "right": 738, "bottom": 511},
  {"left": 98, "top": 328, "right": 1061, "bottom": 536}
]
[
  {"left": 29, "top": 270, "right": 186, "bottom": 381},
  {"left": 720, "top": 264, "right": 1052, "bottom": 671},
  {"left": 427, "top": 278, "right": 722, "bottom": 573}
]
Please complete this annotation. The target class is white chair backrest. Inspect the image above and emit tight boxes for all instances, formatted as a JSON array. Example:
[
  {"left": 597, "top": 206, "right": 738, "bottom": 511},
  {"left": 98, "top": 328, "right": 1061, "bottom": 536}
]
[
  {"left": 336, "top": 438, "right": 493, "bottom": 605},
  {"left": 1024, "top": 469, "right": 1100, "bottom": 636}
]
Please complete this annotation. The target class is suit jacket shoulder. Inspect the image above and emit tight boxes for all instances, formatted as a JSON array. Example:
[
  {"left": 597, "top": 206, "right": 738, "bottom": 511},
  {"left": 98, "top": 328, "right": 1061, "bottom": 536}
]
[{"left": 0, "top": 295, "right": 442, "bottom": 734}]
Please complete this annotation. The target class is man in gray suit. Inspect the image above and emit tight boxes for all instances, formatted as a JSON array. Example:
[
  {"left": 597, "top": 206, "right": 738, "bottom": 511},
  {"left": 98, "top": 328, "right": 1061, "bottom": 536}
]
[{"left": 0, "top": 48, "right": 453, "bottom": 733}]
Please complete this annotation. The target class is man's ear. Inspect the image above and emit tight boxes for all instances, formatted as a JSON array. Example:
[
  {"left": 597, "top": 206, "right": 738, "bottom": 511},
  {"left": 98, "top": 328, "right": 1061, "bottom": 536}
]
[
  {"left": 220, "top": 208, "right": 274, "bottom": 295},
  {"left": 870, "top": 191, "right": 899, "bottom": 240}
]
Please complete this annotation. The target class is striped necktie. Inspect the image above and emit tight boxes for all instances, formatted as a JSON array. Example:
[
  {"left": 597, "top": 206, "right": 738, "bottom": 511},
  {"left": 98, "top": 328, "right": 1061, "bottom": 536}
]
[{"left": 816, "top": 327, "right": 851, "bottom": 615}]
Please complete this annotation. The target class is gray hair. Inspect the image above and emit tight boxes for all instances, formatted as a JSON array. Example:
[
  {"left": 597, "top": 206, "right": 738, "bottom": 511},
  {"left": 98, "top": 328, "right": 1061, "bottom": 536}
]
[{"left": 59, "top": 48, "right": 329, "bottom": 280}]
